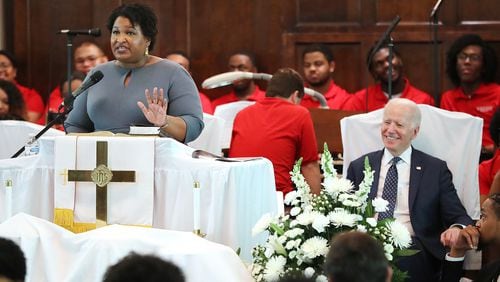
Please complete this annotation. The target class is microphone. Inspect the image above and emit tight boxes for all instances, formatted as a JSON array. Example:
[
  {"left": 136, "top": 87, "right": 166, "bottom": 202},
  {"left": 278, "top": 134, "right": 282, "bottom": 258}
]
[
  {"left": 429, "top": 0, "right": 443, "bottom": 18},
  {"left": 57, "top": 28, "right": 101, "bottom": 37},
  {"left": 63, "top": 70, "right": 104, "bottom": 107}
]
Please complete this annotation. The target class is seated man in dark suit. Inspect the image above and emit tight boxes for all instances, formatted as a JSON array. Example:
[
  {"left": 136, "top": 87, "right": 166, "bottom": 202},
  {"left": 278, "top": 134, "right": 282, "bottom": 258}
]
[
  {"left": 346, "top": 98, "right": 473, "bottom": 281},
  {"left": 442, "top": 193, "right": 500, "bottom": 282}
]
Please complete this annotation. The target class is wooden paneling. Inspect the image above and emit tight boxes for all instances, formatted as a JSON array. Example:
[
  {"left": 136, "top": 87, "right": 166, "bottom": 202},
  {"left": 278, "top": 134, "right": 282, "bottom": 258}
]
[
  {"left": 458, "top": 0, "right": 500, "bottom": 23},
  {"left": 297, "top": 0, "right": 361, "bottom": 26},
  {"left": 4, "top": 0, "right": 500, "bottom": 104}
]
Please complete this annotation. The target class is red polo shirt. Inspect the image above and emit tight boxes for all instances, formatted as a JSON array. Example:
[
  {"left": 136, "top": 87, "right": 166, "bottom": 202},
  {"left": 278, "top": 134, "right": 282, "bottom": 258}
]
[
  {"left": 479, "top": 149, "right": 500, "bottom": 195},
  {"left": 441, "top": 83, "right": 500, "bottom": 149},
  {"left": 212, "top": 86, "right": 265, "bottom": 110},
  {"left": 229, "top": 97, "right": 318, "bottom": 195},
  {"left": 300, "top": 80, "right": 352, "bottom": 109},
  {"left": 345, "top": 78, "right": 434, "bottom": 112}
]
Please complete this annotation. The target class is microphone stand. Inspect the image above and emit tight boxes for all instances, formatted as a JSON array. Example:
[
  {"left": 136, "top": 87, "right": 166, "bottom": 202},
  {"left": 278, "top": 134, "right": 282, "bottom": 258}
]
[
  {"left": 430, "top": 7, "right": 441, "bottom": 106},
  {"left": 11, "top": 34, "right": 78, "bottom": 158},
  {"left": 65, "top": 34, "right": 76, "bottom": 99},
  {"left": 10, "top": 103, "right": 73, "bottom": 158},
  {"left": 387, "top": 37, "right": 394, "bottom": 100},
  {"left": 365, "top": 15, "right": 401, "bottom": 112}
]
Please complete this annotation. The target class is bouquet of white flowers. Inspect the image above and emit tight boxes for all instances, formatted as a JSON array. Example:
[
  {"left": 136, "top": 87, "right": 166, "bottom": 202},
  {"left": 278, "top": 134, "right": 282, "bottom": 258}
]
[{"left": 251, "top": 144, "right": 416, "bottom": 282}]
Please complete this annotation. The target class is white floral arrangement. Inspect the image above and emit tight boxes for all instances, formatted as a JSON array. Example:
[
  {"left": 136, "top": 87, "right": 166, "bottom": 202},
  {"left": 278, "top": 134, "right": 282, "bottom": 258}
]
[{"left": 251, "top": 144, "right": 416, "bottom": 282}]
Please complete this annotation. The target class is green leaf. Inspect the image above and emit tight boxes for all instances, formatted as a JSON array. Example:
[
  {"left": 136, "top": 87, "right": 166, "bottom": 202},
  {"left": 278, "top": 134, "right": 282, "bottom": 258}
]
[
  {"left": 365, "top": 200, "right": 375, "bottom": 217},
  {"left": 269, "top": 223, "right": 285, "bottom": 236},
  {"left": 394, "top": 248, "right": 420, "bottom": 257},
  {"left": 363, "top": 156, "right": 372, "bottom": 173}
]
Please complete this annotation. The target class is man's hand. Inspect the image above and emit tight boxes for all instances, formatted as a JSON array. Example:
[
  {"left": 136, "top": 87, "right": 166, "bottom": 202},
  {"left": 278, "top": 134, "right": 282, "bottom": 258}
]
[
  {"left": 440, "top": 226, "right": 462, "bottom": 247},
  {"left": 445, "top": 225, "right": 480, "bottom": 258}
]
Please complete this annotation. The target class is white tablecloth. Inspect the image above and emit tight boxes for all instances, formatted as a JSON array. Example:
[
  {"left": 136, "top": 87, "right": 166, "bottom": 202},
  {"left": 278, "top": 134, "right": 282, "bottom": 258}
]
[
  {"left": 0, "top": 120, "right": 64, "bottom": 159},
  {"left": 0, "top": 213, "right": 253, "bottom": 282},
  {"left": 0, "top": 136, "right": 278, "bottom": 261}
]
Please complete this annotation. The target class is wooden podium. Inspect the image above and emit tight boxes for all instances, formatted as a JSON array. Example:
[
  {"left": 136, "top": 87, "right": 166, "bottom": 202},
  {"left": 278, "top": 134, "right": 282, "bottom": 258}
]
[{"left": 308, "top": 108, "right": 363, "bottom": 154}]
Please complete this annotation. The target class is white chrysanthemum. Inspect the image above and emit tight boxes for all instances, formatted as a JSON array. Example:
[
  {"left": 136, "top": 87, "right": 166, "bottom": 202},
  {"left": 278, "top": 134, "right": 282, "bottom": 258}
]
[
  {"left": 301, "top": 236, "right": 329, "bottom": 259},
  {"left": 304, "top": 267, "right": 315, "bottom": 278},
  {"left": 290, "top": 206, "right": 301, "bottom": 216},
  {"left": 328, "top": 208, "right": 361, "bottom": 227},
  {"left": 296, "top": 211, "right": 322, "bottom": 226},
  {"left": 252, "top": 213, "right": 273, "bottom": 237},
  {"left": 284, "top": 190, "right": 298, "bottom": 205},
  {"left": 264, "top": 247, "right": 274, "bottom": 258},
  {"left": 372, "top": 197, "right": 389, "bottom": 212},
  {"left": 356, "top": 224, "right": 367, "bottom": 233},
  {"left": 251, "top": 263, "right": 263, "bottom": 276},
  {"left": 385, "top": 252, "right": 393, "bottom": 261},
  {"left": 263, "top": 256, "right": 286, "bottom": 281},
  {"left": 312, "top": 214, "right": 330, "bottom": 233},
  {"left": 284, "top": 228, "right": 304, "bottom": 238},
  {"left": 323, "top": 176, "right": 354, "bottom": 197},
  {"left": 316, "top": 275, "right": 328, "bottom": 282},
  {"left": 384, "top": 243, "right": 394, "bottom": 254},
  {"left": 366, "top": 217, "right": 377, "bottom": 227},
  {"left": 386, "top": 220, "right": 412, "bottom": 249},
  {"left": 342, "top": 198, "right": 362, "bottom": 207}
]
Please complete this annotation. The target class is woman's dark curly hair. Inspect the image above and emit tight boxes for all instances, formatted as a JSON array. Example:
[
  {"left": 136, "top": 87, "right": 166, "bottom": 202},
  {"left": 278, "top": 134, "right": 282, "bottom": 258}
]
[
  {"left": 106, "top": 3, "right": 158, "bottom": 51},
  {"left": 0, "top": 79, "right": 26, "bottom": 120},
  {"left": 446, "top": 34, "right": 498, "bottom": 87}
]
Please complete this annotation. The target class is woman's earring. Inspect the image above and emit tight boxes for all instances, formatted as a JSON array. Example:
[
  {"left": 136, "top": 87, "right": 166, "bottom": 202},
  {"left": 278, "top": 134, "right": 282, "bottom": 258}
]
[{"left": 145, "top": 47, "right": 149, "bottom": 56}]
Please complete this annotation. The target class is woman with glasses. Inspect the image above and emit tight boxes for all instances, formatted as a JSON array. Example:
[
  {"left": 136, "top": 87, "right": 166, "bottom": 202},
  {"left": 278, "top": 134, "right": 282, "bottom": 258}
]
[{"left": 441, "top": 34, "right": 500, "bottom": 161}]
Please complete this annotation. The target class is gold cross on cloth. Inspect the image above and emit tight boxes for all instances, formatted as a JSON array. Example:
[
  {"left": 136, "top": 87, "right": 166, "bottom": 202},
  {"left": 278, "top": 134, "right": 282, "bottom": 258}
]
[{"left": 67, "top": 141, "right": 135, "bottom": 223}]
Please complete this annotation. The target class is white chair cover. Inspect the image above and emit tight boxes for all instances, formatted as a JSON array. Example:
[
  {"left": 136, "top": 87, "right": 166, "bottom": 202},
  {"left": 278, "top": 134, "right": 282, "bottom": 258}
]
[
  {"left": 341, "top": 104, "right": 482, "bottom": 219},
  {"left": 213, "top": 101, "right": 255, "bottom": 149},
  {"left": 188, "top": 113, "right": 225, "bottom": 155}
]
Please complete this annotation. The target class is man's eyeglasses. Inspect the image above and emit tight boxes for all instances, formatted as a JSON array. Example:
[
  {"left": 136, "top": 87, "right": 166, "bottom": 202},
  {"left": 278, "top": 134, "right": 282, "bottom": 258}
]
[{"left": 457, "top": 52, "right": 482, "bottom": 63}]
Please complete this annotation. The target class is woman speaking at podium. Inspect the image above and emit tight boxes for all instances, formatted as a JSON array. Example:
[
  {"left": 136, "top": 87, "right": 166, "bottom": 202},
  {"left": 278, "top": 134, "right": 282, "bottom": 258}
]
[{"left": 65, "top": 3, "right": 203, "bottom": 143}]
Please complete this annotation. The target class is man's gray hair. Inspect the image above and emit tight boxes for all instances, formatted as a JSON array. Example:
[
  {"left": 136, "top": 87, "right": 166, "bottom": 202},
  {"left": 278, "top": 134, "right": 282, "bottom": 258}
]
[{"left": 385, "top": 98, "right": 421, "bottom": 129}]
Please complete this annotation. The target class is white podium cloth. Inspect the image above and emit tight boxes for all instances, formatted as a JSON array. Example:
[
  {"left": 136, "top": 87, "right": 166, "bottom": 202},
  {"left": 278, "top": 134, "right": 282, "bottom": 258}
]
[
  {"left": 0, "top": 136, "right": 278, "bottom": 261},
  {"left": 54, "top": 136, "right": 155, "bottom": 227},
  {"left": 341, "top": 105, "right": 482, "bottom": 219},
  {"left": 213, "top": 101, "right": 255, "bottom": 149},
  {"left": 0, "top": 213, "right": 253, "bottom": 282},
  {"left": 188, "top": 113, "right": 225, "bottom": 155},
  {"left": 0, "top": 120, "right": 64, "bottom": 159}
]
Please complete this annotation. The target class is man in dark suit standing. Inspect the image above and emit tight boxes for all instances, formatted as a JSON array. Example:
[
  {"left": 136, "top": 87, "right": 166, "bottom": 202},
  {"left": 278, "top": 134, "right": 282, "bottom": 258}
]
[{"left": 347, "top": 98, "right": 473, "bottom": 281}]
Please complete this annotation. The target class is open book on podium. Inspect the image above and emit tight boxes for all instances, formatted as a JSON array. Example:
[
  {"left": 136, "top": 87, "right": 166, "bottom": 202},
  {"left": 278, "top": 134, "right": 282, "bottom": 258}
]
[{"left": 54, "top": 134, "right": 155, "bottom": 232}]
